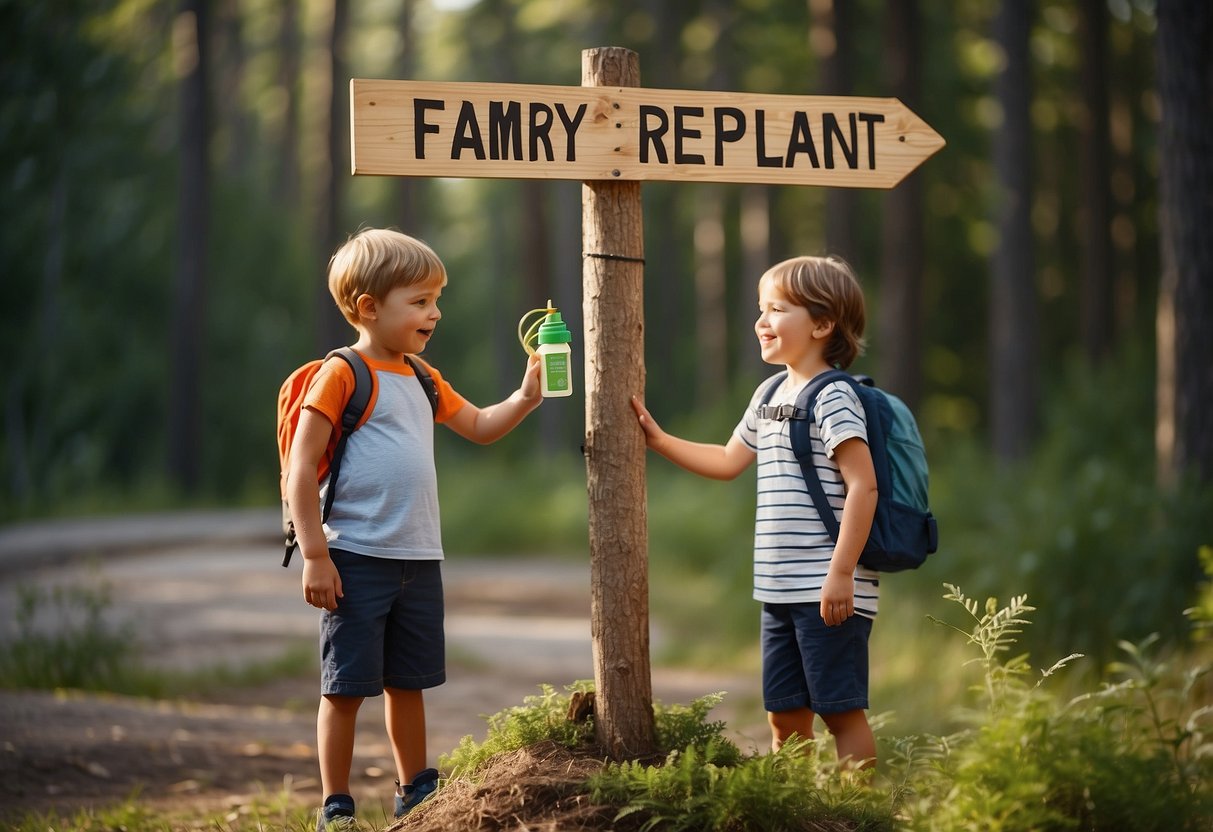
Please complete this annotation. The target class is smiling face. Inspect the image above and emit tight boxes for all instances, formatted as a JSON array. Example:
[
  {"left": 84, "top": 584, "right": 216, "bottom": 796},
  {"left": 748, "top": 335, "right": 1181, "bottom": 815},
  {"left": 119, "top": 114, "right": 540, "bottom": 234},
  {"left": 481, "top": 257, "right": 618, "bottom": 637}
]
[
  {"left": 358, "top": 273, "right": 445, "bottom": 358},
  {"left": 755, "top": 274, "right": 832, "bottom": 374}
]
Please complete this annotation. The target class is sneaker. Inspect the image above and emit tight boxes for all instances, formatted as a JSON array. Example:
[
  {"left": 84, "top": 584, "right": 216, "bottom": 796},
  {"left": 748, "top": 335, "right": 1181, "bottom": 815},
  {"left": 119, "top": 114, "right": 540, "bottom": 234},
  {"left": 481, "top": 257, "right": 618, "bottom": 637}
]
[
  {"left": 394, "top": 768, "right": 439, "bottom": 817},
  {"left": 316, "top": 793, "right": 357, "bottom": 831}
]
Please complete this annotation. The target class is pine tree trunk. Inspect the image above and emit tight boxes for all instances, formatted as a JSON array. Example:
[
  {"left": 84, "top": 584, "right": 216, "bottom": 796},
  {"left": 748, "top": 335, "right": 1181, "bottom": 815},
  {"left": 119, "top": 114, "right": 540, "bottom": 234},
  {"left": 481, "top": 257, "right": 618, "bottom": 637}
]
[
  {"left": 990, "top": 0, "right": 1038, "bottom": 462},
  {"left": 813, "top": 0, "right": 858, "bottom": 267},
  {"left": 1155, "top": 0, "right": 1213, "bottom": 486},
  {"left": 878, "top": 0, "right": 925, "bottom": 408},
  {"left": 169, "top": 0, "right": 209, "bottom": 492},
  {"left": 1079, "top": 0, "right": 1113, "bottom": 365},
  {"left": 316, "top": 0, "right": 350, "bottom": 352}
]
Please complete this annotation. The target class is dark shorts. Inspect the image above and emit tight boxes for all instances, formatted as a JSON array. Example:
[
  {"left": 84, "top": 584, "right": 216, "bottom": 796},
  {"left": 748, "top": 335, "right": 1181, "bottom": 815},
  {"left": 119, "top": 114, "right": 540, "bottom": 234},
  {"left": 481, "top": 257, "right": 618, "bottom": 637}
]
[
  {"left": 319, "top": 550, "right": 445, "bottom": 697},
  {"left": 761, "top": 602, "right": 871, "bottom": 715}
]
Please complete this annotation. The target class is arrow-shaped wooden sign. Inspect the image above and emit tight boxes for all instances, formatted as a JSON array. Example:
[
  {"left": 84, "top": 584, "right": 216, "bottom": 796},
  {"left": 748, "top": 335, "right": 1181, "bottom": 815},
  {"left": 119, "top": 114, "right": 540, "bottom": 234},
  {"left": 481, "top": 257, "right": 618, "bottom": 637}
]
[{"left": 352, "top": 79, "right": 944, "bottom": 189}]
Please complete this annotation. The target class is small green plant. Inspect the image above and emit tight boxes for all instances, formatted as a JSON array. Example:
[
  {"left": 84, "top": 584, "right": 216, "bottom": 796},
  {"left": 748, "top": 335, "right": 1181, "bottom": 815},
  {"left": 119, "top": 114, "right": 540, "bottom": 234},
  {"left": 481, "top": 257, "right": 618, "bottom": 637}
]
[
  {"left": 892, "top": 585, "right": 1213, "bottom": 832},
  {"left": 653, "top": 691, "right": 741, "bottom": 763},
  {"left": 440, "top": 680, "right": 598, "bottom": 777},
  {"left": 1187, "top": 544, "right": 1213, "bottom": 640},
  {"left": 0, "top": 581, "right": 137, "bottom": 691},
  {"left": 926, "top": 584, "right": 1083, "bottom": 714},
  {"left": 7, "top": 784, "right": 322, "bottom": 832},
  {"left": 1099, "top": 633, "right": 1213, "bottom": 797},
  {"left": 591, "top": 738, "right": 894, "bottom": 832}
]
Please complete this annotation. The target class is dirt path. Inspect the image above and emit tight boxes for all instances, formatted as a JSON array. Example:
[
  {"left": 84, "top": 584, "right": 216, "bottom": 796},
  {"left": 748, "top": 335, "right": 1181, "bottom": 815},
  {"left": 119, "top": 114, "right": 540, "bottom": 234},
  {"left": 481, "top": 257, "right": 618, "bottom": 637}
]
[{"left": 0, "top": 534, "right": 767, "bottom": 822}]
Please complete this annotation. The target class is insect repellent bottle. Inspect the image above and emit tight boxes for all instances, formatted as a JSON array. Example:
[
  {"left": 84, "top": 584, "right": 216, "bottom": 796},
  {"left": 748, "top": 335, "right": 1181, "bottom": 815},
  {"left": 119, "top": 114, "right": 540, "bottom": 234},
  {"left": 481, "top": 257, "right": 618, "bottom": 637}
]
[
  {"left": 519, "top": 301, "right": 574, "bottom": 398},
  {"left": 536, "top": 309, "right": 573, "bottom": 397}
]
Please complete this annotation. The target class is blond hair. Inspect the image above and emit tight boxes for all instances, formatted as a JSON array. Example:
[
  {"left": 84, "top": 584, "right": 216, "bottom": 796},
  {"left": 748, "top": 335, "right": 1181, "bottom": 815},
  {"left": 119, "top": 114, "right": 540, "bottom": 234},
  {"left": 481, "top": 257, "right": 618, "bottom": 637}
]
[
  {"left": 327, "top": 228, "right": 447, "bottom": 326},
  {"left": 761, "top": 255, "right": 867, "bottom": 369}
]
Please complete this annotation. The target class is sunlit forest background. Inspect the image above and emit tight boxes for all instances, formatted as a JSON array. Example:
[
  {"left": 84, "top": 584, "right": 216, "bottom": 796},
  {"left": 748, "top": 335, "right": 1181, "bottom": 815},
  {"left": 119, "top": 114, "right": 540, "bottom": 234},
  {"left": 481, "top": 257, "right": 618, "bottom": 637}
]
[{"left": 2, "top": 0, "right": 1211, "bottom": 714}]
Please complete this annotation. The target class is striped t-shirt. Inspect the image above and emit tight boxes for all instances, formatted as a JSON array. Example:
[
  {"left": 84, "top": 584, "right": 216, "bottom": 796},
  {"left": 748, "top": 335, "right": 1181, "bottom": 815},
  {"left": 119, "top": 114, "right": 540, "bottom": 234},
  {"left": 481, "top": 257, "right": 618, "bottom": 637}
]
[{"left": 733, "top": 374, "right": 880, "bottom": 616}]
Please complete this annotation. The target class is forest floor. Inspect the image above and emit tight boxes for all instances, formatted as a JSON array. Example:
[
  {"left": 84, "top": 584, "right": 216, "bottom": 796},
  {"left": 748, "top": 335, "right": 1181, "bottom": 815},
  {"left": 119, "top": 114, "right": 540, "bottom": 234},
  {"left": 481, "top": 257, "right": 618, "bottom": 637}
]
[{"left": 0, "top": 512, "right": 767, "bottom": 825}]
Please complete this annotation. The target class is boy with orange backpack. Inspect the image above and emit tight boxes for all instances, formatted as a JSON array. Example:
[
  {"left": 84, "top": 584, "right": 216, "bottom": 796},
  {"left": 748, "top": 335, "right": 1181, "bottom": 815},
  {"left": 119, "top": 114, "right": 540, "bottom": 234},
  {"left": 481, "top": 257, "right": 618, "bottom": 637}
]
[{"left": 280, "top": 228, "right": 542, "bottom": 828}]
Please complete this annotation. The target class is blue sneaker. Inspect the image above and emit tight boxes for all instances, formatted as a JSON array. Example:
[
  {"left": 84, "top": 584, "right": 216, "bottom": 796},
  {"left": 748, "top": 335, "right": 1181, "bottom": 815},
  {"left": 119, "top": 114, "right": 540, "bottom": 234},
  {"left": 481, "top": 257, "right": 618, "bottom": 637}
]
[
  {"left": 394, "top": 768, "right": 439, "bottom": 817},
  {"left": 316, "top": 793, "right": 356, "bottom": 831}
]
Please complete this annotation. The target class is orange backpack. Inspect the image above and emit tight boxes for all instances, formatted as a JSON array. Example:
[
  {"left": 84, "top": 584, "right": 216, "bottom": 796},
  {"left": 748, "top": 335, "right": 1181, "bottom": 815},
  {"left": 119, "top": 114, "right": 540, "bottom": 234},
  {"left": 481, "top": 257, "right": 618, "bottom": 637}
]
[{"left": 276, "top": 347, "right": 437, "bottom": 566}]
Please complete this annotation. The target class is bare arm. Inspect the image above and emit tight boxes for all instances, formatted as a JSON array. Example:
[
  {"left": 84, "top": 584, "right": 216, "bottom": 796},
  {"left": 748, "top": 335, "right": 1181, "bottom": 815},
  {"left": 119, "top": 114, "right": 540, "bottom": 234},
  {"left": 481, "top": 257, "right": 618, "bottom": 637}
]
[
  {"left": 819, "top": 436, "right": 878, "bottom": 626},
  {"left": 631, "top": 395, "right": 755, "bottom": 480},
  {"left": 445, "top": 354, "right": 543, "bottom": 444},
  {"left": 286, "top": 407, "right": 343, "bottom": 611}
]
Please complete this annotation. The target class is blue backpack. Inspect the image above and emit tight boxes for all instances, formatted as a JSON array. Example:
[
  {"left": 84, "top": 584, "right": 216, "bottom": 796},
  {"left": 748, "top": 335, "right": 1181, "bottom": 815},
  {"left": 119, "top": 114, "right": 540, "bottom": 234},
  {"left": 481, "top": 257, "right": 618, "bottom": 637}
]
[{"left": 757, "top": 369, "right": 938, "bottom": 572}]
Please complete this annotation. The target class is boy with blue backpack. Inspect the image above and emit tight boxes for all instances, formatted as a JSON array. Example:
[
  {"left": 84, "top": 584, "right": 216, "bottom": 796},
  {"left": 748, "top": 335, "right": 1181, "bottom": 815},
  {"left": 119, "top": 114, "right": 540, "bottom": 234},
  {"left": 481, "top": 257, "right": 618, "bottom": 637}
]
[{"left": 632, "top": 255, "right": 936, "bottom": 769}]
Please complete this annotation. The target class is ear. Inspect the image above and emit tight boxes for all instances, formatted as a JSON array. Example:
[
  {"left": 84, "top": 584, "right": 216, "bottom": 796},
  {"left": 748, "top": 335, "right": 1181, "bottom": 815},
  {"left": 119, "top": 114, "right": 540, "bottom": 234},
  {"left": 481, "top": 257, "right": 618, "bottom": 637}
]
[
  {"left": 355, "top": 293, "right": 378, "bottom": 321},
  {"left": 812, "top": 318, "right": 835, "bottom": 340}
]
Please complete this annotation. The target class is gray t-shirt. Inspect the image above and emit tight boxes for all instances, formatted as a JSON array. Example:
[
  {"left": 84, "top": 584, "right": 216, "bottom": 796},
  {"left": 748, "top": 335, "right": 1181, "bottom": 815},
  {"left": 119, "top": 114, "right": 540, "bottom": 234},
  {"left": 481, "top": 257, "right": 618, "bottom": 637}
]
[{"left": 306, "top": 354, "right": 464, "bottom": 560}]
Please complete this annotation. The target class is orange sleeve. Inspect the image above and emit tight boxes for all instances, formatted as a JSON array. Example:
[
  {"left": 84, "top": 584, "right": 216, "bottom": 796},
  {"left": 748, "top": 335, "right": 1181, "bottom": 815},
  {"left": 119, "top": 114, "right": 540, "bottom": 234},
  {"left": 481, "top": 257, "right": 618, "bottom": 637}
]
[{"left": 302, "top": 357, "right": 357, "bottom": 428}]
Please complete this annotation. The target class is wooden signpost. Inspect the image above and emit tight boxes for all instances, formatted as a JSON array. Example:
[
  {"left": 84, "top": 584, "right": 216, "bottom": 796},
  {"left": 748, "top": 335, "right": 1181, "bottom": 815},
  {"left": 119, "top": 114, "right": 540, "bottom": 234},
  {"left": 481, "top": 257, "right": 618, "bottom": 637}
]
[
  {"left": 351, "top": 47, "right": 943, "bottom": 759},
  {"left": 351, "top": 79, "right": 944, "bottom": 189}
]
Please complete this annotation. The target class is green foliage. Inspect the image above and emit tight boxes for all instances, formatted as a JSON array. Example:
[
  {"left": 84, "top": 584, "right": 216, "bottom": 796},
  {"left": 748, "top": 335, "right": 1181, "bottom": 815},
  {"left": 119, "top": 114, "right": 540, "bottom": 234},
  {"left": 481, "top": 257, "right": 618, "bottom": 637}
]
[
  {"left": 890, "top": 586, "right": 1213, "bottom": 832},
  {"left": 440, "top": 681, "right": 598, "bottom": 778},
  {"left": 439, "top": 678, "right": 893, "bottom": 831},
  {"left": 0, "top": 582, "right": 137, "bottom": 691},
  {"left": 653, "top": 692, "right": 741, "bottom": 765},
  {"left": 438, "top": 454, "right": 589, "bottom": 554},
  {"left": 0, "top": 579, "right": 314, "bottom": 697},
  {"left": 441, "top": 682, "right": 741, "bottom": 778},
  {"left": 592, "top": 739, "right": 893, "bottom": 832},
  {"left": 925, "top": 585, "right": 1083, "bottom": 715},
  {"left": 919, "top": 348, "right": 1213, "bottom": 665},
  {"left": 1188, "top": 545, "right": 1213, "bottom": 641},
  {"left": 1, "top": 2, "right": 175, "bottom": 517},
  {"left": 7, "top": 786, "right": 322, "bottom": 832}
]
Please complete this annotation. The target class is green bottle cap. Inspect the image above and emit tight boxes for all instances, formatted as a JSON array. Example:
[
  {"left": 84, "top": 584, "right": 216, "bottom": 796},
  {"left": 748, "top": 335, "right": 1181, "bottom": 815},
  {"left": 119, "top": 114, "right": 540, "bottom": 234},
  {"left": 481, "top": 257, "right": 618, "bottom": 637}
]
[{"left": 537, "top": 311, "right": 572, "bottom": 344}]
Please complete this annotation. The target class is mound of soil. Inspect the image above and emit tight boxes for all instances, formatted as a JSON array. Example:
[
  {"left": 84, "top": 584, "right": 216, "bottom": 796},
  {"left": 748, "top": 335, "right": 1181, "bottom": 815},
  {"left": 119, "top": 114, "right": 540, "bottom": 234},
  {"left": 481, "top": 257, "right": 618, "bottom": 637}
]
[{"left": 389, "top": 740, "right": 617, "bottom": 832}]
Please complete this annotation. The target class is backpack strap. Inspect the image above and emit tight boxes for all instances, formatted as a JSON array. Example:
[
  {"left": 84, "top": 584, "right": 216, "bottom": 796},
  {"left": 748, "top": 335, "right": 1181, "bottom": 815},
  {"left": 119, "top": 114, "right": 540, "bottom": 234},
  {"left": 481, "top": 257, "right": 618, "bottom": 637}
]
[
  {"left": 283, "top": 350, "right": 437, "bottom": 567},
  {"left": 404, "top": 354, "right": 439, "bottom": 418},
  {"left": 282, "top": 347, "right": 373, "bottom": 568}
]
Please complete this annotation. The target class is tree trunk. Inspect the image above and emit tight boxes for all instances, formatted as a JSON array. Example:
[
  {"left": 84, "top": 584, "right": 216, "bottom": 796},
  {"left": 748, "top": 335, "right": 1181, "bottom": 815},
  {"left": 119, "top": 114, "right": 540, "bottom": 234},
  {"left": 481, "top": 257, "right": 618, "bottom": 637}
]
[
  {"left": 738, "top": 185, "right": 770, "bottom": 378},
  {"left": 1155, "top": 0, "right": 1213, "bottom": 486},
  {"left": 394, "top": 0, "right": 419, "bottom": 233},
  {"left": 812, "top": 0, "right": 858, "bottom": 266},
  {"left": 215, "top": 0, "right": 250, "bottom": 179},
  {"left": 169, "top": 0, "right": 209, "bottom": 493},
  {"left": 274, "top": 0, "right": 301, "bottom": 205},
  {"left": 878, "top": 0, "right": 924, "bottom": 407},
  {"left": 648, "top": 1, "right": 684, "bottom": 409},
  {"left": 989, "top": 0, "right": 1037, "bottom": 462},
  {"left": 694, "top": 186, "right": 727, "bottom": 405},
  {"left": 581, "top": 46, "right": 656, "bottom": 761},
  {"left": 316, "top": 0, "right": 350, "bottom": 352},
  {"left": 1078, "top": 0, "right": 1113, "bottom": 365}
]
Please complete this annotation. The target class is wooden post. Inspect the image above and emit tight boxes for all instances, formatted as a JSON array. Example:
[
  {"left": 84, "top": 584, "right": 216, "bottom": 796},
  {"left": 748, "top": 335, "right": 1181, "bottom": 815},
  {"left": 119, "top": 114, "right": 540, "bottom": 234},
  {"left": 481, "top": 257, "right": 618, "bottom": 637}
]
[{"left": 581, "top": 46, "right": 656, "bottom": 759}]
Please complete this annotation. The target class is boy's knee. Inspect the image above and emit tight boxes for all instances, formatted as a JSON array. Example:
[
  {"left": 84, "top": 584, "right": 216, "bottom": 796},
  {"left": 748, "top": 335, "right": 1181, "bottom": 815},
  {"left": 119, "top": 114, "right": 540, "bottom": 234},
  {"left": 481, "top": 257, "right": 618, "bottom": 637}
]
[
  {"left": 768, "top": 707, "right": 814, "bottom": 744},
  {"left": 820, "top": 708, "right": 867, "bottom": 734},
  {"left": 322, "top": 694, "right": 365, "bottom": 714}
]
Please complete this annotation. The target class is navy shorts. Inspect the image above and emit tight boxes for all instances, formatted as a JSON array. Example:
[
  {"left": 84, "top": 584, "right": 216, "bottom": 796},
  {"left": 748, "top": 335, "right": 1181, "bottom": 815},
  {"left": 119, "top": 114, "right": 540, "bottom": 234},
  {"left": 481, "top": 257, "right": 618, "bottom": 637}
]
[
  {"left": 319, "top": 550, "right": 446, "bottom": 697},
  {"left": 761, "top": 602, "right": 871, "bottom": 715}
]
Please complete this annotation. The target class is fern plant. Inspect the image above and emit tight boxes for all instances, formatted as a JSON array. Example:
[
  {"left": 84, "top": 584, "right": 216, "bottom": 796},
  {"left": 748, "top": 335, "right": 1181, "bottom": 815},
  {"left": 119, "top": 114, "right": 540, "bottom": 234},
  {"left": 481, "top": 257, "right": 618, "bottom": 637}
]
[
  {"left": 926, "top": 584, "right": 1083, "bottom": 715},
  {"left": 439, "top": 680, "right": 597, "bottom": 778},
  {"left": 591, "top": 738, "right": 893, "bottom": 832},
  {"left": 893, "top": 585, "right": 1213, "bottom": 832}
]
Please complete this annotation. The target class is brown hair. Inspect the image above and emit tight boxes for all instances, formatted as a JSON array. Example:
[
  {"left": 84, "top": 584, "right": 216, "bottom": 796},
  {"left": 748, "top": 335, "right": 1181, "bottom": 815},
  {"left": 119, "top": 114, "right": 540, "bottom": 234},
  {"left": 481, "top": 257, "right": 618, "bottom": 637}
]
[
  {"left": 761, "top": 255, "right": 867, "bottom": 368},
  {"left": 327, "top": 228, "right": 447, "bottom": 326}
]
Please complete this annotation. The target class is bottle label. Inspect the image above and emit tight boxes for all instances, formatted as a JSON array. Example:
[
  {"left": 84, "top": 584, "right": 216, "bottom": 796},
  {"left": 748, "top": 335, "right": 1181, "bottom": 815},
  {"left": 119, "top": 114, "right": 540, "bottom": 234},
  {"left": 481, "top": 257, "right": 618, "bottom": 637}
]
[{"left": 543, "top": 353, "right": 570, "bottom": 392}]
